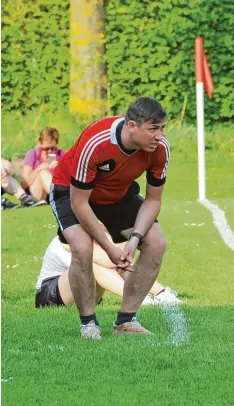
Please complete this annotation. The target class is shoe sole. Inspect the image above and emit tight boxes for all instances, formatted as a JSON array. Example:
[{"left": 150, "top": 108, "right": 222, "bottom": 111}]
[
  {"left": 80, "top": 326, "right": 102, "bottom": 340},
  {"left": 113, "top": 327, "right": 152, "bottom": 335},
  {"left": 31, "top": 201, "right": 47, "bottom": 207},
  {"left": 22, "top": 201, "right": 47, "bottom": 208},
  {"left": 81, "top": 335, "right": 102, "bottom": 340}
]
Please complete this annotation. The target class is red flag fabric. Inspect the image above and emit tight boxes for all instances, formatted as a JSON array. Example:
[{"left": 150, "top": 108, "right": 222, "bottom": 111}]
[{"left": 195, "top": 36, "right": 214, "bottom": 98}]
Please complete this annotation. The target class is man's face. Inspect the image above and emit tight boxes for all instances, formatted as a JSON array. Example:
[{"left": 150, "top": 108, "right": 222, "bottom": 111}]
[{"left": 128, "top": 120, "right": 166, "bottom": 152}]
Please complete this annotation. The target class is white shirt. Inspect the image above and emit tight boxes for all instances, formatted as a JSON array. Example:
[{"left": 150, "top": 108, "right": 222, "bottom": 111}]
[{"left": 36, "top": 236, "right": 71, "bottom": 290}]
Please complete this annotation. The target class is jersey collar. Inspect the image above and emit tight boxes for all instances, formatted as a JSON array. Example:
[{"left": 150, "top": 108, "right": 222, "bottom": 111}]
[
  {"left": 110, "top": 117, "right": 125, "bottom": 144},
  {"left": 110, "top": 117, "right": 137, "bottom": 156}
]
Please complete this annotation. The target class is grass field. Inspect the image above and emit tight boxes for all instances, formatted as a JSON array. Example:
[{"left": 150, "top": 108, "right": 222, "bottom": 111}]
[{"left": 1, "top": 130, "right": 234, "bottom": 406}]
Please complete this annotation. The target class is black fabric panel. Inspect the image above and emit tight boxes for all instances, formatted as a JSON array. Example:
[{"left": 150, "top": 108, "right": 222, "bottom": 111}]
[
  {"left": 146, "top": 170, "right": 166, "bottom": 187},
  {"left": 70, "top": 176, "right": 94, "bottom": 190}
]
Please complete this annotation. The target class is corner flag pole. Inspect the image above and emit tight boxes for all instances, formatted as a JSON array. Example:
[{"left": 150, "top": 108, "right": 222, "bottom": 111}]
[{"left": 195, "top": 36, "right": 214, "bottom": 201}]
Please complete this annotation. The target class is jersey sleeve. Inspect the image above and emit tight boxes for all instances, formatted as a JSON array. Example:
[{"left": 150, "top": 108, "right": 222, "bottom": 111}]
[
  {"left": 70, "top": 135, "right": 99, "bottom": 189},
  {"left": 146, "top": 137, "right": 170, "bottom": 187}
]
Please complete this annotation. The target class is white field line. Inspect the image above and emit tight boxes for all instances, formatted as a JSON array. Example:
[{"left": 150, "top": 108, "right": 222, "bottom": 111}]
[
  {"left": 143, "top": 306, "right": 189, "bottom": 348},
  {"left": 199, "top": 199, "right": 234, "bottom": 251},
  {"left": 1, "top": 377, "right": 14, "bottom": 383},
  {"left": 162, "top": 306, "right": 189, "bottom": 346}
]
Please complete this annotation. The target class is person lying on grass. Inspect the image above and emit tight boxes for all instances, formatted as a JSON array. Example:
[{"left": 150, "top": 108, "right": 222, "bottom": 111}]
[{"left": 35, "top": 228, "right": 182, "bottom": 308}]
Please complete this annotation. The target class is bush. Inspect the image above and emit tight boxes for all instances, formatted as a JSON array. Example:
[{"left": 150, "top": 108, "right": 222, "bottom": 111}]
[
  {"left": 2, "top": 0, "right": 70, "bottom": 113},
  {"left": 2, "top": 0, "right": 234, "bottom": 126},
  {"left": 1, "top": 107, "right": 88, "bottom": 158},
  {"left": 105, "top": 0, "right": 234, "bottom": 125}
]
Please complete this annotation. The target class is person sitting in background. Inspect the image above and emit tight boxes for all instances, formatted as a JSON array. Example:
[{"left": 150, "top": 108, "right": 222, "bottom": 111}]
[
  {"left": 22, "top": 127, "right": 65, "bottom": 202},
  {"left": 36, "top": 231, "right": 182, "bottom": 308},
  {"left": 1, "top": 158, "right": 46, "bottom": 209}
]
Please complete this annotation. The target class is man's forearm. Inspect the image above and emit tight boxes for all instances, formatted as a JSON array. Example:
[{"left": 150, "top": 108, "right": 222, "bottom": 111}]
[
  {"left": 71, "top": 200, "right": 113, "bottom": 252},
  {"left": 132, "top": 200, "right": 161, "bottom": 237}
]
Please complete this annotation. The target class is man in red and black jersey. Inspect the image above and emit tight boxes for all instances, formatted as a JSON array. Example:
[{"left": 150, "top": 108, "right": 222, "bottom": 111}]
[{"left": 50, "top": 96, "right": 170, "bottom": 339}]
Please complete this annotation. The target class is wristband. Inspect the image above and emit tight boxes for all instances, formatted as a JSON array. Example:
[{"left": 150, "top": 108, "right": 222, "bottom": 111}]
[{"left": 129, "top": 232, "right": 144, "bottom": 246}]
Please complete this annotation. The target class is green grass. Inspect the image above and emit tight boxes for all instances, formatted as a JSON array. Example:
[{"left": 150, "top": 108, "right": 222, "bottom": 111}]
[
  {"left": 2, "top": 129, "right": 234, "bottom": 405},
  {"left": 2, "top": 306, "right": 234, "bottom": 406}
]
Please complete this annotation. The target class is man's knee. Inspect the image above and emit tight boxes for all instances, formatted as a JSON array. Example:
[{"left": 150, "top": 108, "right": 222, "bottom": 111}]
[
  {"left": 64, "top": 227, "right": 93, "bottom": 268},
  {"left": 71, "top": 242, "right": 93, "bottom": 265},
  {"left": 142, "top": 224, "right": 167, "bottom": 257}
]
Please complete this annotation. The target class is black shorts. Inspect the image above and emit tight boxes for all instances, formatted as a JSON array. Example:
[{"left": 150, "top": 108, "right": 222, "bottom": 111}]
[
  {"left": 35, "top": 276, "right": 64, "bottom": 308},
  {"left": 49, "top": 182, "right": 146, "bottom": 243}
]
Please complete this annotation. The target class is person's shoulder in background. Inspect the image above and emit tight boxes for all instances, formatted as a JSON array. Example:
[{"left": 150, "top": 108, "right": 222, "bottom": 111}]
[{"left": 23, "top": 146, "right": 40, "bottom": 168}]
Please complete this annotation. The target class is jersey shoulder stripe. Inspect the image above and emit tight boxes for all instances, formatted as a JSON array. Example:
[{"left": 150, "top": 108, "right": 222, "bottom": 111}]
[
  {"left": 80, "top": 134, "right": 110, "bottom": 182},
  {"left": 158, "top": 137, "right": 170, "bottom": 179},
  {"left": 159, "top": 137, "right": 170, "bottom": 159},
  {"left": 76, "top": 131, "right": 111, "bottom": 182}
]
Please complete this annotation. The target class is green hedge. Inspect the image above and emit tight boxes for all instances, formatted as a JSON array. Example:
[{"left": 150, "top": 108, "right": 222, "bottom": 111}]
[
  {"left": 105, "top": 0, "right": 234, "bottom": 124},
  {"left": 2, "top": 0, "right": 234, "bottom": 125},
  {"left": 2, "top": 0, "right": 70, "bottom": 113}
]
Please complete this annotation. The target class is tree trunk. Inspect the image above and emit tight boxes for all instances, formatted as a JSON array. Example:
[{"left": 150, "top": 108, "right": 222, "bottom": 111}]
[{"left": 70, "top": 0, "right": 107, "bottom": 117}]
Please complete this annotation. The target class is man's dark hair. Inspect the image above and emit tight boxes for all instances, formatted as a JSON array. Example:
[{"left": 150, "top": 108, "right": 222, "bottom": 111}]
[{"left": 125, "top": 96, "right": 167, "bottom": 125}]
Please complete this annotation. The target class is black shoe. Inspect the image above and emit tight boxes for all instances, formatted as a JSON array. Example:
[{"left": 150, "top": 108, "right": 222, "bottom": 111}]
[
  {"left": 20, "top": 193, "right": 47, "bottom": 208},
  {"left": 1, "top": 197, "right": 20, "bottom": 210}
]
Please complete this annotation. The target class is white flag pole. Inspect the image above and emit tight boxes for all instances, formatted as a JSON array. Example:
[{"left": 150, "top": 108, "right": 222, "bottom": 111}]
[
  {"left": 195, "top": 37, "right": 206, "bottom": 201},
  {"left": 196, "top": 82, "right": 206, "bottom": 201}
]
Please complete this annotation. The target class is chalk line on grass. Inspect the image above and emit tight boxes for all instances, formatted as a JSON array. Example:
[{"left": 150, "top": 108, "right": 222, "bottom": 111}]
[
  {"left": 199, "top": 199, "right": 234, "bottom": 251},
  {"left": 140, "top": 306, "right": 189, "bottom": 348},
  {"left": 1, "top": 377, "right": 14, "bottom": 383},
  {"left": 162, "top": 305, "right": 189, "bottom": 347}
]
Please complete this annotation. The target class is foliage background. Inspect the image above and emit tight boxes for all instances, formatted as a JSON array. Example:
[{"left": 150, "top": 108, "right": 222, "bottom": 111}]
[
  {"left": 1, "top": 0, "right": 234, "bottom": 134},
  {"left": 2, "top": 0, "right": 70, "bottom": 113},
  {"left": 105, "top": 0, "right": 234, "bottom": 124}
]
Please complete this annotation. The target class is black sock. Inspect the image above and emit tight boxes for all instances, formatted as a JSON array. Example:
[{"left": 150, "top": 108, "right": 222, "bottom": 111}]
[
  {"left": 115, "top": 311, "right": 136, "bottom": 325},
  {"left": 80, "top": 313, "right": 99, "bottom": 326}
]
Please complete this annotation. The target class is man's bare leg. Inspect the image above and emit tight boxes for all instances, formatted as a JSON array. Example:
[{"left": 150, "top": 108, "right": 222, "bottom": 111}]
[
  {"left": 62, "top": 224, "right": 96, "bottom": 316},
  {"left": 120, "top": 223, "right": 166, "bottom": 313}
]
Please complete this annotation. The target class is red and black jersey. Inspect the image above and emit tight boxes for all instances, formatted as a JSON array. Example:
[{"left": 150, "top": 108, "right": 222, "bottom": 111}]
[{"left": 52, "top": 117, "right": 170, "bottom": 205}]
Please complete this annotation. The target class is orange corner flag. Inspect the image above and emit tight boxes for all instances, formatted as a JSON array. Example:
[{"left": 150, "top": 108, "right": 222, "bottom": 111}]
[{"left": 195, "top": 36, "right": 214, "bottom": 98}]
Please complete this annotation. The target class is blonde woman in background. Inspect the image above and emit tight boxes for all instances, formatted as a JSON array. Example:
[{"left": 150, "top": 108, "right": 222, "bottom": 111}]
[{"left": 22, "top": 127, "right": 65, "bottom": 202}]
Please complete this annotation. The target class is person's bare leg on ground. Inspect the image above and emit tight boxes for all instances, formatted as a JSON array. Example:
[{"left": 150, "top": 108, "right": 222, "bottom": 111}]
[
  {"left": 29, "top": 170, "right": 52, "bottom": 200},
  {"left": 58, "top": 270, "right": 106, "bottom": 305},
  {"left": 58, "top": 234, "right": 166, "bottom": 309},
  {"left": 94, "top": 241, "right": 165, "bottom": 296},
  {"left": 1, "top": 158, "right": 25, "bottom": 197},
  {"left": 149, "top": 281, "right": 165, "bottom": 296},
  {"left": 62, "top": 224, "right": 96, "bottom": 317},
  {"left": 59, "top": 260, "right": 163, "bottom": 305},
  {"left": 4, "top": 175, "right": 25, "bottom": 199},
  {"left": 95, "top": 283, "right": 106, "bottom": 304},
  {"left": 1, "top": 158, "right": 12, "bottom": 175},
  {"left": 94, "top": 264, "right": 124, "bottom": 296},
  {"left": 120, "top": 223, "right": 166, "bottom": 312},
  {"left": 58, "top": 271, "right": 74, "bottom": 305}
]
